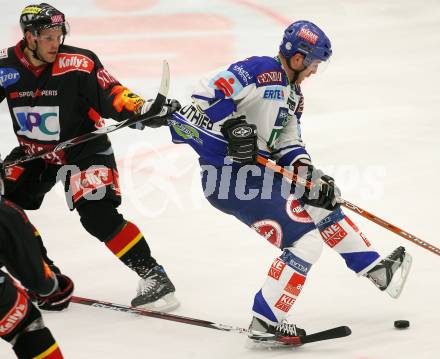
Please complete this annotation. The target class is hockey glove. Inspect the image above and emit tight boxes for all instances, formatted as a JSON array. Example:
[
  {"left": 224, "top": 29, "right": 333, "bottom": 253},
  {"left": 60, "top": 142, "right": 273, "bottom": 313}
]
[
  {"left": 130, "top": 98, "right": 182, "bottom": 130},
  {"left": 36, "top": 274, "right": 74, "bottom": 311},
  {"left": 293, "top": 160, "right": 340, "bottom": 211},
  {"left": 221, "top": 118, "right": 258, "bottom": 164}
]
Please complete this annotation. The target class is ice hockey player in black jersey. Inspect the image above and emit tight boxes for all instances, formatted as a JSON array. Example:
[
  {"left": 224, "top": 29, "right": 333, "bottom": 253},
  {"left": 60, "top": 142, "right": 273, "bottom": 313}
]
[
  {"left": 0, "top": 3, "right": 181, "bottom": 311},
  {"left": 0, "top": 158, "right": 72, "bottom": 358}
]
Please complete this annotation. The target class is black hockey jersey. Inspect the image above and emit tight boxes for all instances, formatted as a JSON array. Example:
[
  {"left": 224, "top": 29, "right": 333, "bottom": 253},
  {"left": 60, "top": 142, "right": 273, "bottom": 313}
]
[
  {"left": 0, "top": 199, "right": 56, "bottom": 295},
  {"left": 0, "top": 41, "right": 145, "bottom": 164}
]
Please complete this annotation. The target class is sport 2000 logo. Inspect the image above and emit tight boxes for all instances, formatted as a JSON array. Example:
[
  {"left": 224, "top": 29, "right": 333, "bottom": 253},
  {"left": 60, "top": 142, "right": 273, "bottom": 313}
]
[{"left": 13, "top": 106, "right": 60, "bottom": 141}]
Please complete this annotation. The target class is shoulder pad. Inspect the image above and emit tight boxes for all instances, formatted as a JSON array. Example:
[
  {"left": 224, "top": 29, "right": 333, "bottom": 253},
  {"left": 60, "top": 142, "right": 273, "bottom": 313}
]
[{"left": 228, "top": 56, "right": 287, "bottom": 88}]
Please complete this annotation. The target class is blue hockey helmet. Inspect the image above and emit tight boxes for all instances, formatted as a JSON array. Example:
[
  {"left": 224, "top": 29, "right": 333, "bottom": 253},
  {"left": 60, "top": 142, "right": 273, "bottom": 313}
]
[{"left": 280, "top": 20, "right": 332, "bottom": 67}]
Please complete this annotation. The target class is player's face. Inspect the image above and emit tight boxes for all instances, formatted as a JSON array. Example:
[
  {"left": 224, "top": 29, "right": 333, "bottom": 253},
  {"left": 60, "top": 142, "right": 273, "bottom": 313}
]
[
  {"left": 296, "top": 59, "right": 321, "bottom": 84},
  {"left": 33, "top": 27, "right": 64, "bottom": 63}
]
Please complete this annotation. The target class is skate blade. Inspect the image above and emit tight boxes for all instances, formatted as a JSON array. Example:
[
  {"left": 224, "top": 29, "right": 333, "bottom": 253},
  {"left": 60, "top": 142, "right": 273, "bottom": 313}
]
[
  {"left": 386, "top": 252, "right": 413, "bottom": 299},
  {"left": 135, "top": 293, "right": 180, "bottom": 312},
  {"left": 246, "top": 336, "right": 300, "bottom": 350}
]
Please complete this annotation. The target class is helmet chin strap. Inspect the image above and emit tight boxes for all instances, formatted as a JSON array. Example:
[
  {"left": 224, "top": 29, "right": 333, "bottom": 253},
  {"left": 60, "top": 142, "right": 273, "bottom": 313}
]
[{"left": 29, "top": 42, "right": 49, "bottom": 64}]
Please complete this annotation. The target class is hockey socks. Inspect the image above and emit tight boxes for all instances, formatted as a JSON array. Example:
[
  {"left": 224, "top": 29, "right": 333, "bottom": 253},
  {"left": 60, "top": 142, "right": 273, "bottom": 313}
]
[
  {"left": 105, "top": 220, "right": 157, "bottom": 278},
  {"left": 253, "top": 250, "right": 310, "bottom": 324},
  {"left": 315, "top": 208, "right": 380, "bottom": 274},
  {"left": 13, "top": 328, "right": 63, "bottom": 359}
]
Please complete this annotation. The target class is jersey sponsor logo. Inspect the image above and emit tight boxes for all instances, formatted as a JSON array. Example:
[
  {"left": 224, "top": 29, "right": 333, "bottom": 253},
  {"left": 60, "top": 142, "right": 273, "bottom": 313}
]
[
  {"left": 298, "top": 27, "right": 319, "bottom": 45},
  {"left": 284, "top": 272, "right": 306, "bottom": 297},
  {"left": 70, "top": 167, "right": 120, "bottom": 203},
  {"left": 256, "top": 71, "right": 283, "bottom": 86},
  {"left": 179, "top": 104, "right": 213, "bottom": 130},
  {"left": 263, "top": 86, "right": 285, "bottom": 101},
  {"left": 209, "top": 71, "right": 243, "bottom": 98},
  {"left": 4, "top": 165, "right": 25, "bottom": 181},
  {"left": 268, "top": 258, "right": 286, "bottom": 280},
  {"left": 320, "top": 223, "right": 348, "bottom": 248},
  {"left": 52, "top": 53, "right": 94, "bottom": 76},
  {"left": 274, "top": 294, "right": 295, "bottom": 313},
  {"left": 251, "top": 219, "right": 283, "bottom": 248},
  {"left": 169, "top": 119, "right": 203, "bottom": 144},
  {"left": 13, "top": 106, "right": 60, "bottom": 141},
  {"left": 231, "top": 64, "right": 252, "bottom": 85},
  {"left": 286, "top": 196, "right": 313, "bottom": 223},
  {"left": 9, "top": 89, "right": 58, "bottom": 99},
  {"left": 274, "top": 107, "right": 289, "bottom": 127},
  {"left": 280, "top": 250, "right": 311, "bottom": 275},
  {"left": 0, "top": 289, "right": 29, "bottom": 335},
  {"left": 97, "top": 67, "right": 119, "bottom": 89},
  {"left": 267, "top": 107, "right": 290, "bottom": 149},
  {"left": 0, "top": 68, "right": 20, "bottom": 88},
  {"left": 18, "top": 137, "right": 66, "bottom": 165},
  {"left": 344, "top": 217, "right": 371, "bottom": 247},
  {"left": 0, "top": 48, "right": 8, "bottom": 59}
]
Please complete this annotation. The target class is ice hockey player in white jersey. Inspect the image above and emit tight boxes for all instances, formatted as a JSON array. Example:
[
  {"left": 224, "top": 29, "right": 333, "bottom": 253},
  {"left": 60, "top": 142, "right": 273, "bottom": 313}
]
[{"left": 159, "top": 20, "right": 412, "bottom": 346}]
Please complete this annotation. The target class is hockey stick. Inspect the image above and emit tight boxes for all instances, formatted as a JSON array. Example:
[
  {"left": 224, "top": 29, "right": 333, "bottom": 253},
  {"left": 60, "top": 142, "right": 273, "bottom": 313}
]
[
  {"left": 257, "top": 155, "right": 440, "bottom": 256},
  {"left": 2, "top": 60, "right": 170, "bottom": 169},
  {"left": 71, "top": 296, "right": 351, "bottom": 345}
]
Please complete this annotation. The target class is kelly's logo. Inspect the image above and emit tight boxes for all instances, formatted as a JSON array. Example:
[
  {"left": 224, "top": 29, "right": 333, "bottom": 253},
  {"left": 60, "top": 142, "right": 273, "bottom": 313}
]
[{"left": 53, "top": 53, "right": 94, "bottom": 76}]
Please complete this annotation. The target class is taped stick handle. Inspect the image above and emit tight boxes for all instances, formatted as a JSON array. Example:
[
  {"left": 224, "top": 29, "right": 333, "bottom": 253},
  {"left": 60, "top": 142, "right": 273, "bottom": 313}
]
[{"left": 257, "top": 155, "right": 440, "bottom": 256}]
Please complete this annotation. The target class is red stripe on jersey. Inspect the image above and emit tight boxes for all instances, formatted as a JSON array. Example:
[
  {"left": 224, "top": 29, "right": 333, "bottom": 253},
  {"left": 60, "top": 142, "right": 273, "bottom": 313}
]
[{"left": 105, "top": 221, "right": 143, "bottom": 258}]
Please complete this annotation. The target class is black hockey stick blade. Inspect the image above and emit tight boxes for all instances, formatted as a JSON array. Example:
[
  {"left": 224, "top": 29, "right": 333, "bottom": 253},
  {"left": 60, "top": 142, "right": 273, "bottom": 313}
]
[
  {"left": 72, "top": 295, "right": 351, "bottom": 347},
  {"left": 3, "top": 60, "right": 170, "bottom": 169},
  {"left": 300, "top": 325, "right": 352, "bottom": 344}
]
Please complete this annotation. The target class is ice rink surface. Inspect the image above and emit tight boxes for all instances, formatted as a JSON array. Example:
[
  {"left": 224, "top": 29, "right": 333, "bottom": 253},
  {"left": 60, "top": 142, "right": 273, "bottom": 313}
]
[{"left": 1, "top": 0, "right": 439, "bottom": 358}]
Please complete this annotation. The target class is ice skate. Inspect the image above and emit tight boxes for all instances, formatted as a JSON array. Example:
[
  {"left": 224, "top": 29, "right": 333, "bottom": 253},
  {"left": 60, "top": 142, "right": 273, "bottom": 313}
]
[
  {"left": 247, "top": 316, "right": 306, "bottom": 347},
  {"left": 365, "top": 246, "right": 412, "bottom": 299},
  {"left": 131, "top": 265, "right": 179, "bottom": 312}
]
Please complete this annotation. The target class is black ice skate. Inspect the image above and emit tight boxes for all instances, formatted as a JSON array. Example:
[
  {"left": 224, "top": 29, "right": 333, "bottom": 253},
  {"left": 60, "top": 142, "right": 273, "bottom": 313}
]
[
  {"left": 131, "top": 265, "right": 179, "bottom": 312},
  {"left": 365, "top": 246, "right": 412, "bottom": 299},
  {"left": 248, "top": 316, "right": 306, "bottom": 347}
]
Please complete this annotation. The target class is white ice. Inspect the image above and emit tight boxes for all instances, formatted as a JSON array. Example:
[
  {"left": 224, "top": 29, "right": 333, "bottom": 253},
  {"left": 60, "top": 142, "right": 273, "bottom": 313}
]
[{"left": 0, "top": 0, "right": 439, "bottom": 358}]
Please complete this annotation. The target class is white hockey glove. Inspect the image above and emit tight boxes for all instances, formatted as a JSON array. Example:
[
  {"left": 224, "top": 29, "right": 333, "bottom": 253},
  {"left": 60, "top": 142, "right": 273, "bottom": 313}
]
[{"left": 130, "top": 98, "right": 182, "bottom": 130}]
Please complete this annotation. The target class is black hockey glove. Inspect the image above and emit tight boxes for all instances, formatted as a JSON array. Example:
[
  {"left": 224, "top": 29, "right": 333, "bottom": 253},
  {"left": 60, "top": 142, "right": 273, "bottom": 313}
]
[
  {"left": 293, "top": 160, "right": 340, "bottom": 211},
  {"left": 36, "top": 274, "right": 74, "bottom": 311},
  {"left": 130, "top": 98, "right": 182, "bottom": 130},
  {"left": 221, "top": 118, "right": 258, "bottom": 164}
]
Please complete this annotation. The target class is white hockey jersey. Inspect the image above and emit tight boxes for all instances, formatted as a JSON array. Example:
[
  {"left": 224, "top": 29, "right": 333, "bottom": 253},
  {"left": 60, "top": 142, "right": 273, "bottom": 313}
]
[{"left": 168, "top": 56, "right": 311, "bottom": 166}]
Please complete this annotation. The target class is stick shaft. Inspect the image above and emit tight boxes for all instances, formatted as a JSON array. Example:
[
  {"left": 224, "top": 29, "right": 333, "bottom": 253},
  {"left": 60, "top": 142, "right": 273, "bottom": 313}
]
[{"left": 257, "top": 155, "right": 439, "bottom": 256}]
